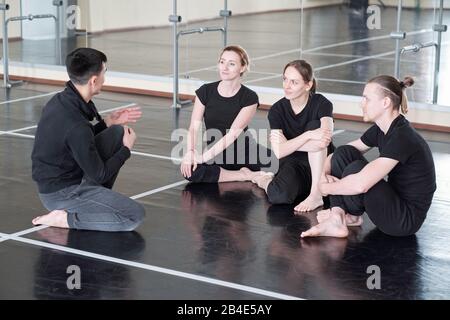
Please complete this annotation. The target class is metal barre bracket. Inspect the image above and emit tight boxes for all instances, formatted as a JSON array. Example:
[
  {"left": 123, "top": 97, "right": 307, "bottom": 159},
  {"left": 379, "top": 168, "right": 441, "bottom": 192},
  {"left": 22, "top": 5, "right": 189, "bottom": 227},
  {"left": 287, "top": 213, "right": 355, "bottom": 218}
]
[
  {"left": 219, "top": 10, "right": 231, "bottom": 17},
  {"left": 169, "top": 14, "right": 181, "bottom": 23},
  {"left": 0, "top": 3, "right": 9, "bottom": 10},
  {"left": 390, "top": 31, "right": 406, "bottom": 40},
  {"left": 433, "top": 24, "right": 447, "bottom": 33},
  {"left": 52, "top": 0, "right": 63, "bottom": 6}
]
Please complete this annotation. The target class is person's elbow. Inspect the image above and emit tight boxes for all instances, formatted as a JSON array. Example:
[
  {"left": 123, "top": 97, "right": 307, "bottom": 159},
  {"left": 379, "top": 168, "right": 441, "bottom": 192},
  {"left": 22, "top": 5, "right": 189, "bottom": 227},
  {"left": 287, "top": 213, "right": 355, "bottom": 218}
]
[
  {"left": 271, "top": 145, "right": 283, "bottom": 159},
  {"left": 357, "top": 179, "right": 371, "bottom": 194}
]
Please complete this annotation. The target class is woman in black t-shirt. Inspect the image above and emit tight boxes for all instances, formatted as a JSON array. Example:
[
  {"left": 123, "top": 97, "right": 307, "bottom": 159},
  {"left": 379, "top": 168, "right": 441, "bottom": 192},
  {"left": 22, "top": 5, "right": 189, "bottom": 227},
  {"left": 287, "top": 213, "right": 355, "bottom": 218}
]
[
  {"left": 180, "top": 45, "right": 272, "bottom": 183},
  {"left": 252, "top": 60, "right": 335, "bottom": 211},
  {"left": 301, "top": 75, "right": 436, "bottom": 238}
]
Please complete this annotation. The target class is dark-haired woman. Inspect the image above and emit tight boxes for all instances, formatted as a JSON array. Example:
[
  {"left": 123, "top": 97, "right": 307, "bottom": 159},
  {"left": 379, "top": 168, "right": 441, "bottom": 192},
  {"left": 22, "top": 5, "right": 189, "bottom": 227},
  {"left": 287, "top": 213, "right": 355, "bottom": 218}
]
[
  {"left": 301, "top": 76, "right": 436, "bottom": 238},
  {"left": 252, "top": 60, "right": 335, "bottom": 212}
]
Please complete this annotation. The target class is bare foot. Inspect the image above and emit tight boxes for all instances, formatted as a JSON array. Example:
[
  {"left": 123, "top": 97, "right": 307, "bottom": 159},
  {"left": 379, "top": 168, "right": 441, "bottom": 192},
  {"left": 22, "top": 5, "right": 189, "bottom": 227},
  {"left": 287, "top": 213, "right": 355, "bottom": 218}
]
[
  {"left": 316, "top": 209, "right": 363, "bottom": 226},
  {"left": 252, "top": 174, "right": 274, "bottom": 191},
  {"left": 239, "top": 168, "right": 271, "bottom": 182},
  {"left": 316, "top": 209, "right": 331, "bottom": 223},
  {"left": 32, "top": 210, "right": 69, "bottom": 229},
  {"left": 239, "top": 167, "right": 252, "bottom": 181},
  {"left": 301, "top": 209, "right": 349, "bottom": 238},
  {"left": 294, "top": 193, "right": 324, "bottom": 212},
  {"left": 345, "top": 214, "right": 363, "bottom": 227}
]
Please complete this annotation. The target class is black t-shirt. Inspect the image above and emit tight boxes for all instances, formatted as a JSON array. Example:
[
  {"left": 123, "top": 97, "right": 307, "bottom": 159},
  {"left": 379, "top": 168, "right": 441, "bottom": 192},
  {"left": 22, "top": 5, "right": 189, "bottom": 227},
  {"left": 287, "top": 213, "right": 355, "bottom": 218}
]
[
  {"left": 195, "top": 81, "right": 259, "bottom": 137},
  {"left": 268, "top": 94, "right": 333, "bottom": 137},
  {"left": 268, "top": 94, "right": 333, "bottom": 159},
  {"left": 360, "top": 115, "right": 436, "bottom": 209}
]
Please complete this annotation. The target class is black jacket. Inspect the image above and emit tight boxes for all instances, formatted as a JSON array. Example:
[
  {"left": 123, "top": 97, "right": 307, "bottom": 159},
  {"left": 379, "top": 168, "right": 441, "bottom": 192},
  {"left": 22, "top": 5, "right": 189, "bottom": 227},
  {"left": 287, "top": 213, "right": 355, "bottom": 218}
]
[{"left": 31, "top": 81, "right": 130, "bottom": 194}]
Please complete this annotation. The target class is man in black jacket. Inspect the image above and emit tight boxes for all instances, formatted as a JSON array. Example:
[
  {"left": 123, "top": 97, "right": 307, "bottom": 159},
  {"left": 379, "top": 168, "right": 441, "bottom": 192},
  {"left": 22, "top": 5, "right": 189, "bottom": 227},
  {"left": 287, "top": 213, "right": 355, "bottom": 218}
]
[{"left": 31, "top": 48, "right": 145, "bottom": 231}]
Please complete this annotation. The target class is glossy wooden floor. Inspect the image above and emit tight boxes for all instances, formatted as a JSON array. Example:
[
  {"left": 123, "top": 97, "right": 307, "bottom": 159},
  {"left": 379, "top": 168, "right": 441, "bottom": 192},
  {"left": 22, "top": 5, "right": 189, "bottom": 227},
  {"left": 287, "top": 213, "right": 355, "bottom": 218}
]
[{"left": 0, "top": 83, "right": 449, "bottom": 299}]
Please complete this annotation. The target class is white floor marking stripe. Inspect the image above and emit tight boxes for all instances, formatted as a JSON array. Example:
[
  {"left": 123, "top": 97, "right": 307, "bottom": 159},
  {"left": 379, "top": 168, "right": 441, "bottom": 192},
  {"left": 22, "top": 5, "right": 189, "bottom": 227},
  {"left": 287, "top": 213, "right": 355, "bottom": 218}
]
[
  {"left": 0, "top": 132, "right": 35, "bottom": 139},
  {"left": 333, "top": 130, "right": 346, "bottom": 136},
  {"left": 0, "top": 181, "right": 188, "bottom": 239},
  {"left": 0, "top": 91, "right": 60, "bottom": 106},
  {"left": 7, "top": 234, "right": 303, "bottom": 300},
  {"left": 131, "top": 151, "right": 180, "bottom": 162},
  {"left": 0, "top": 103, "right": 137, "bottom": 136},
  {"left": 130, "top": 180, "right": 188, "bottom": 200}
]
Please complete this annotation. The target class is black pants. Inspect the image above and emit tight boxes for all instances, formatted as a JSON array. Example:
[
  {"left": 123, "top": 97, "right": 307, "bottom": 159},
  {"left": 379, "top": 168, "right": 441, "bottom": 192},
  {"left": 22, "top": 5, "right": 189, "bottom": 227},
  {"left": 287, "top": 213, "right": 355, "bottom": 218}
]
[
  {"left": 187, "top": 135, "right": 273, "bottom": 183},
  {"left": 266, "top": 120, "right": 335, "bottom": 205},
  {"left": 329, "top": 145, "right": 426, "bottom": 236},
  {"left": 94, "top": 124, "right": 124, "bottom": 188}
]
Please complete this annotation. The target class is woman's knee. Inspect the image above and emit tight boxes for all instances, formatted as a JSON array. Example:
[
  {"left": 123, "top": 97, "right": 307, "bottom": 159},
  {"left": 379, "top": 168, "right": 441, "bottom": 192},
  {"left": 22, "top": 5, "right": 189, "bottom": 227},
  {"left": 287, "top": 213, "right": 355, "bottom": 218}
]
[
  {"left": 186, "top": 164, "right": 220, "bottom": 183},
  {"left": 267, "top": 183, "right": 297, "bottom": 204}
]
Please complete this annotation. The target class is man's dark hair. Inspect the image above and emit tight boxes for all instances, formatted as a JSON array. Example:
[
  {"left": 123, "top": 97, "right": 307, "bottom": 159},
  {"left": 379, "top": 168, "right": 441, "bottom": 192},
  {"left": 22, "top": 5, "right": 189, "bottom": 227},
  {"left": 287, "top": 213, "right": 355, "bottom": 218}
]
[{"left": 65, "top": 48, "right": 107, "bottom": 85}]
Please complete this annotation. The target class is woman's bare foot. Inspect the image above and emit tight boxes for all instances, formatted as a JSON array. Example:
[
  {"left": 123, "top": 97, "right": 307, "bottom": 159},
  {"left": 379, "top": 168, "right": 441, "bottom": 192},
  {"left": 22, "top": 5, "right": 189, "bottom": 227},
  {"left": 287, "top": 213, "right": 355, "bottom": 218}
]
[
  {"left": 251, "top": 174, "right": 274, "bottom": 191},
  {"left": 301, "top": 208, "right": 349, "bottom": 238},
  {"left": 239, "top": 168, "right": 272, "bottom": 182},
  {"left": 32, "top": 210, "right": 69, "bottom": 229},
  {"left": 294, "top": 193, "right": 324, "bottom": 212},
  {"left": 316, "top": 209, "right": 363, "bottom": 226}
]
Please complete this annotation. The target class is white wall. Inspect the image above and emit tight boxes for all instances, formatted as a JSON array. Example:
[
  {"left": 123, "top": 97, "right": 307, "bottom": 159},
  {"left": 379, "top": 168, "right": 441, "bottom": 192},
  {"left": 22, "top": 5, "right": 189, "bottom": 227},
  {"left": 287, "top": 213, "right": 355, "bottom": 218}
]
[{"left": 0, "top": 0, "right": 22, "bottom": 40}]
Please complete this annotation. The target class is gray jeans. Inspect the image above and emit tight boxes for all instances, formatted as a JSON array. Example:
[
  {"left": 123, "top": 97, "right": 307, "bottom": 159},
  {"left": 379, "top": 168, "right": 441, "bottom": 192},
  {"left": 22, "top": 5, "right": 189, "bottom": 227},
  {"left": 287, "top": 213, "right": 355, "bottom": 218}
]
[{"left": 38, "top": 125, "right": 145, "bottom": 232}]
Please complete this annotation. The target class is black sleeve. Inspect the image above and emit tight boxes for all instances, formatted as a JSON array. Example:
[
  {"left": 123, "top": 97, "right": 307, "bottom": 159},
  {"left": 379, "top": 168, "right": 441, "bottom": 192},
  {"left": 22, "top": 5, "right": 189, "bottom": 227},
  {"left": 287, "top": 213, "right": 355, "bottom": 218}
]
[
  {"left": 380, "top": 132, "right": 417, "bottom": 164},
  {"left": 65, "top": 123, "right": 130, "bottom": 184},
  {"left": 195, "top": 84, "right": 208, "bottom": 106},
  {"left": 241, "top": 88, "right": 259, "bottom": 108},
  {"left": 93, "top": 119, "right": 107, "bottom": 135},
  {"left": 360, "top": 125, "right": 379, "bottom": 147},
  {"left": 317, "top": 96, "right": 333, "bottom": 119},
  {"left": 268, "top": 106, "right": 283, "bottom": 130}
]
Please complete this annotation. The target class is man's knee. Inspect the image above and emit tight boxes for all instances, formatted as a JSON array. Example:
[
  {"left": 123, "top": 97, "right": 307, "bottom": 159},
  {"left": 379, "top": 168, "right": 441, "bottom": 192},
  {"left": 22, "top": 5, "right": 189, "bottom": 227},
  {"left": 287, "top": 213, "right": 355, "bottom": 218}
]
[
  {"left": 332, "top": 145, "right": 361, "bottom": 163},
  {"left": 108, "top": 125, "right": 124, "bottom": 140},
  {"left": 342, "top": 160, "right": 367, "bottom": 177},
  {"left": 121, "top": 201, "right": 145, "bottom": 231}
]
